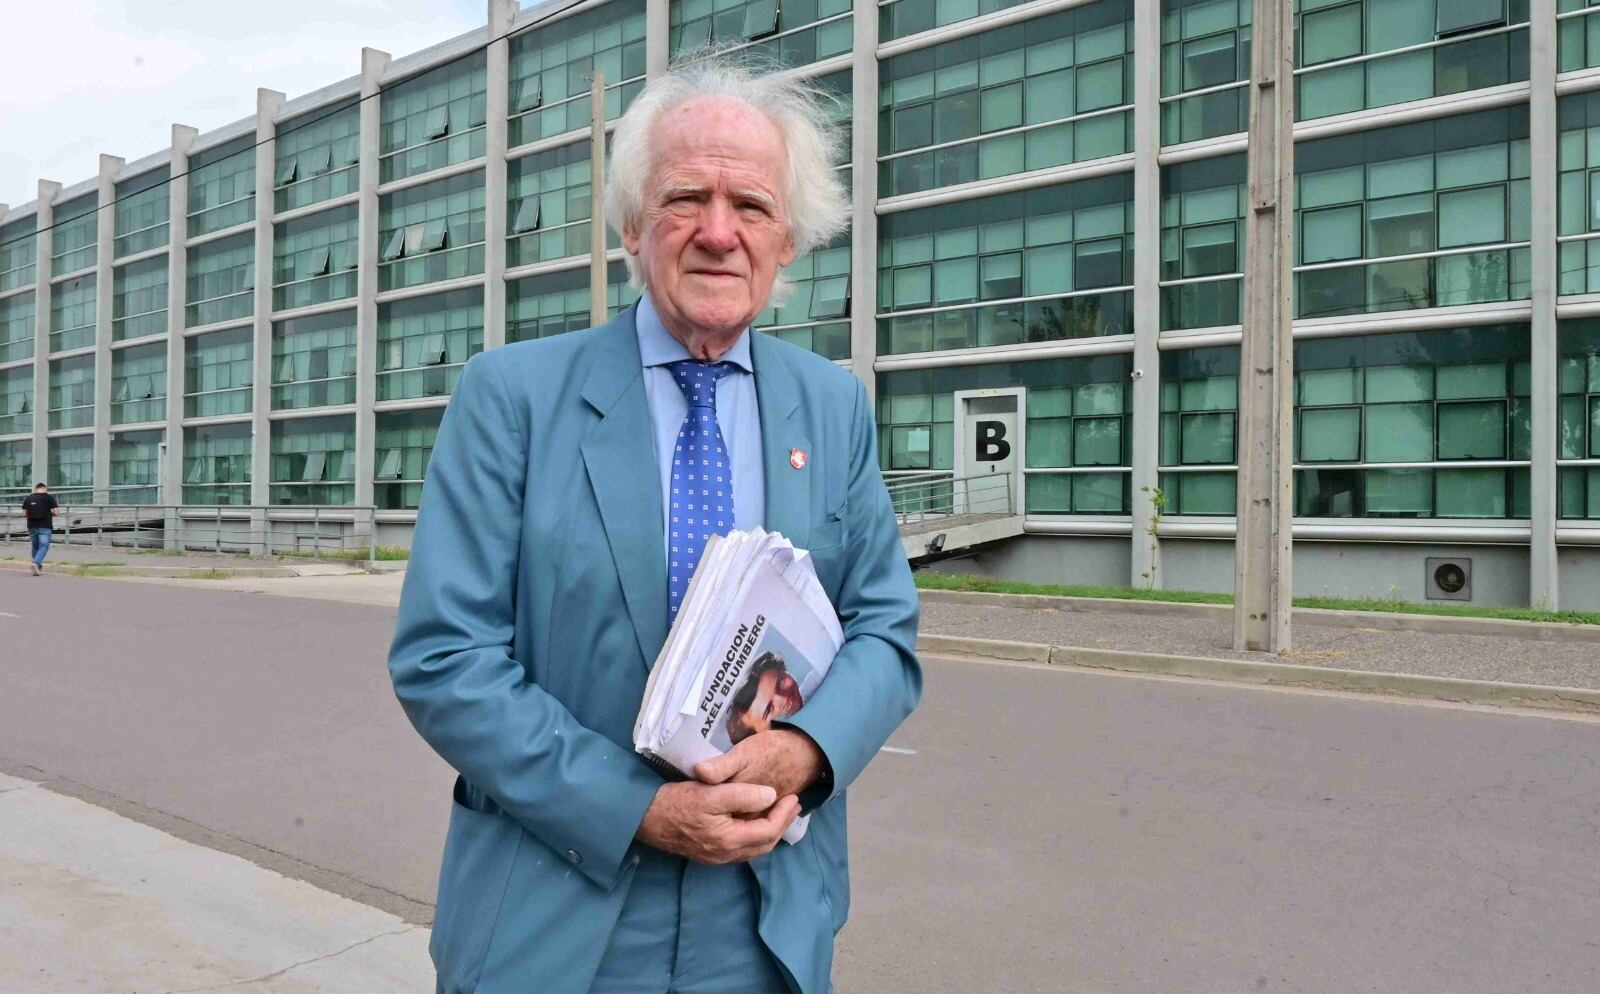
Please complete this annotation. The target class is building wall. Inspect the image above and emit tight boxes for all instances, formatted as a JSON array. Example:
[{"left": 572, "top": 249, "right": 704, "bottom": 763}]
[{"left": 2, "top": 0, "right": 1599, "bottom": 608}]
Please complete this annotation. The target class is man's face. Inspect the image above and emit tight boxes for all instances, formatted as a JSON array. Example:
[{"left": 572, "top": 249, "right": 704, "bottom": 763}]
[
  {"left": 744, "top": 668, "right": 803, "bottom": 735},
  {"left": 623, "top": 96, "right": 796, "bottom": 342}
]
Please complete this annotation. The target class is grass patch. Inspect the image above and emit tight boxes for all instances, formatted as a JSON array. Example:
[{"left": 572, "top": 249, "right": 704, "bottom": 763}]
[
  {"left": 189, "top": 568, "right": 232, "bottom": 579},
  {"left": 71, "top": 565, "right": 122, "bottom": 577},
  {"left": 913, "top": 572, "right": 1600, "bottom": 626},
  {"left": 275, "top": 545, "right": 410, "bottom": 562},
  {"left": 1294, "top": 596, "right": 1600, "bottom": 626},
  {"left": 913, "top": 571, "right": 1232, "bottom": 605}
]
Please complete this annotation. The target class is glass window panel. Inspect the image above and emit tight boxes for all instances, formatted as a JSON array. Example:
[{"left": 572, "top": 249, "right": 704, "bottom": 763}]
[
  {"left": 1366, "top": 194, "right": 1435, "bottom": 257},
  {"left": 1365, "top": 49, "right": 1433, "bottom": 109},
  {"left": 1436, "top": 361, "right": 1507, "bottom": 399},
  {"left": 1074, "top": 238, "right": 1124, "bottom": 289},
  {"left": 1071, "top": 472, "right": 1125, "bottom": 512},
  {"left": 1183, "top": 33, "right": 1238, "bottom": 90},
  {"left": 980, "top": 253, "right": 1023, "bottom": 299},
  {"left": 1073, "top": 417, "right": 1123, "bottom": 466},
  {"left": 1435, "top": 468, "right": 1506, "bottom": 517},
  {"left": 1025, "top": 473, "right": 1072, "bottom": 514},
  {"left": 935, "top": 257, "right": 978, "bottom": 304},
  {"left": 1302, "top": 4, "right": 1362, "bottom": 66},
  {"left": 1301, "top": 205, "right": 1363, "bottom": 264},
  {"left": 1300, "top": 63, "right": 1364, "bottom": 119},
  {"left": 1182, "top": 186, "right": 1238, "bottom": 226},
  {"left": 1026, "top": 418, "right": 1072, "bottom": 467},
  {"left": 1438, "top": 186, "right": 1507, "bottom": 248},
  {"left": 895, "top": 103, "right": 934, "bottom": 152},
  {"left": 1366, "top": 365, "right": 1433, "bottom": 402},
  {"left": 890, "top": 425, "right": 932, "bottom": 469},
  {"left": 1437, "top": 145, "right": 1507, "bottom": 190},
  {"left": 981, "top": 82, "right": 1023, "bottom": 133},
  {"left": 1437, "top": 400, "right": 1507, "bottom": 459},
  {"left": 1181, "top": 222, "right": 1237, "bottom": 276},
  {"left": 1300, "top": 166, "right": 1364, "bottom": 209},
  {"left": 893, "top": 266, "right": 932, "bottom": 308},
  {"left": 1076, "top": 381, "right": 1123, "bottom": 415},
  {"left": 1300, "top": 406, "right": 1361, "bottom": 461},
  {"left": 1180, "top": 375, "right": 1238, "bottom": 411},
  {"left": 1181, "top": 412, "right": 1235, "bottom": 464},
  {"left": 1368, "top": 0, "right": 1433, "bottom": 48},
  {"left": 1367, "top": 155, "right": 1433, "bottom": 199},
  {"left": 1436, "top": 249, "right": 1512, "bottom": 306},
  {"left": 1175, "top": 471, "right": 1236, "bottom": 515},
  {"left": 1076, "top": 59, "right": 1125, "bottom": 113},
  {"left": 1365, "top": 403, "right": 1434, "bottom": 461},
  {"left": 1437, "top": 0, "right": 1507, "bottom": 36},
  {"left": 1366, "top": 468, "right": 1433, "bottom": 516}
]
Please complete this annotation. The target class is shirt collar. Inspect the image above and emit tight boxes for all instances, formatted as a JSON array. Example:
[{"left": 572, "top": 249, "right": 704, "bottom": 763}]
[{"left": 636, "top": 291, "right": 754, "bottom": 373}]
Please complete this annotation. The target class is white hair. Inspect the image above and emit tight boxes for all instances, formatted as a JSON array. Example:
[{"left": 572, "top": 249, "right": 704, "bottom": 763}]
[{"left": 604, "top": 48, "right": 852, "bottom": 291}]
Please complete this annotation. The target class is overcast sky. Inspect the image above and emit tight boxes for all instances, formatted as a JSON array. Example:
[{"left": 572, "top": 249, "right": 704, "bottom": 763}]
[{"left": 0, "top": 0, "right": 492, "bottom": 209}]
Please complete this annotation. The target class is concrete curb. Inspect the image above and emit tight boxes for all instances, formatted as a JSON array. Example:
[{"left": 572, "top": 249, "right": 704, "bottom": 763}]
[
  {"left": 918, "top": 589, "right": 1600, "bottom": 644},
  {"left": 354, "top": 560, "right": 408, "bottom": 574},
  {"left": 917, "top": 634, "right": 1600, "bottom": 715}
]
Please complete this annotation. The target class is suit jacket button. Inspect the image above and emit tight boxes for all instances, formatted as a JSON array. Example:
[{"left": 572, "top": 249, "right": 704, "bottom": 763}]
[{"left": 566, "top": 849, "right": 583, "bottom": 865}]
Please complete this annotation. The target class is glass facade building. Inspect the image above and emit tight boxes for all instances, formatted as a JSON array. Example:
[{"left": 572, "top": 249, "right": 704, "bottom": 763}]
[{"left": 0, "top": 0, "right": 1595, "bottom": 608}]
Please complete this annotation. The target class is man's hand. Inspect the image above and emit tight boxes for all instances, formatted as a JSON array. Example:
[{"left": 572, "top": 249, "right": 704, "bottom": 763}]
[
  {"left": 636, "top": 781, "right": 800, "bottom": 864},
  {"left": 694, "top": 728, "right": 824, "bottom": 800}
]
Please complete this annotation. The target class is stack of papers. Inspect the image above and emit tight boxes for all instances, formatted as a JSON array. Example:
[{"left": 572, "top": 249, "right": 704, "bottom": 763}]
[{"left": 634, "top": 528, "right": 845, "bottom": 844}]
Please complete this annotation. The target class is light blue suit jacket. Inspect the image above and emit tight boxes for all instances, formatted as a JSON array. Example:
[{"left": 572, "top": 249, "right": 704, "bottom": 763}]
[{"left": 388, "top": 305, "right": 922, "bottom": 994}]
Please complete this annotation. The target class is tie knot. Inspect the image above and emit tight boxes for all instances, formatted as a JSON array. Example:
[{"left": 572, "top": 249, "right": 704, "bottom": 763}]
[{"left": 669, "top": 360, "right": 735, "bottom": 410}]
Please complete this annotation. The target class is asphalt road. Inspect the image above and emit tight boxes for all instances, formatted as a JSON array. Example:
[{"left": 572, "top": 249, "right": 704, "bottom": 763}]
[{"left": 1, "top": 572, "right": 1597, "bottom": 993}]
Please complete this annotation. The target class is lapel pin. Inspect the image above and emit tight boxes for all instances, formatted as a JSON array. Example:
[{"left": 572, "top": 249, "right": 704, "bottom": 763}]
[{"left": 789, "top": 448, "right": 808, "bottom": 470}]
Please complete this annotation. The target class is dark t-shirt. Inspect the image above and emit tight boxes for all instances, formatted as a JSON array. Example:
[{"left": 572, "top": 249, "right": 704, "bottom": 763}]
[{"left": 21, "top": 493, "right": 58, "bottom": 530}]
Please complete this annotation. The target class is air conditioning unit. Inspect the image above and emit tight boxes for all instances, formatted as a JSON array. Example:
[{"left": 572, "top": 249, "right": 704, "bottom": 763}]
[{"left": 1425, "top": 557, "right": 1471, "bottom": 602}]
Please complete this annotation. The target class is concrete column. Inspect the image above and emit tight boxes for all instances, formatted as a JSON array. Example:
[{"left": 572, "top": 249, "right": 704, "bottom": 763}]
[
  {"left": 163, "top": 125, "right": 197, "bottom": 524},
  {"left": 848, "top": 0, "right": 880, "bottom": 401},
  {"left": 1529, "top": 0, "right": 1559, "bottom": 609},
  {"left": 647, "top": 0, "right": 670, "bottom": 76},
  {"left": 1233, "top": 0, "right": 1294, "bottom": 653},
  {"left": 93, "top": 155, "right": 123, "bottom": 501},
  {"left": 31, "top": 180, "right": 58, "bottom": 489},
  {"left": 250, "top": 90, "right": 285, "bottom": 547},
  {"left": 355, "top": 49, "right": 392, "bottom": 512},
  {"left": 1130, "top": 0, "right": 1163, "bottom": 589},
  {"left": 484, "top": 0, "right": 515, "bottom": 351}
]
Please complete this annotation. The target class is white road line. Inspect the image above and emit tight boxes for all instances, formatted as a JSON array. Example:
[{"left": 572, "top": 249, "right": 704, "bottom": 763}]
[
  {"left": 879, "top": 746, "right": 918, "bottom": 756},
  {"left": 0, "top": 611, "right": 19, "bottom": 619}
]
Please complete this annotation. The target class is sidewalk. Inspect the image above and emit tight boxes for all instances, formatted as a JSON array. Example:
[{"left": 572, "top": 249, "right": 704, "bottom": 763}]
[
  {"left": 920, "top": 591, "right": 1600, "bottom": 694},
  {"left": 0, "top": 772, "right": 431, "bottom": 994}
]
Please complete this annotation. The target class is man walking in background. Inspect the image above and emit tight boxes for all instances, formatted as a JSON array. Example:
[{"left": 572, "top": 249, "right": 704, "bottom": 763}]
[{"left": 20, "top": 483, "right": 59, "bottom": 576}]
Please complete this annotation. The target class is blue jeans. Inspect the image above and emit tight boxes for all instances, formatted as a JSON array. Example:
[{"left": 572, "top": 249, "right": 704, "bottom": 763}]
[{"left": 28, "top": 527, "right": 51, "bottom": 566}]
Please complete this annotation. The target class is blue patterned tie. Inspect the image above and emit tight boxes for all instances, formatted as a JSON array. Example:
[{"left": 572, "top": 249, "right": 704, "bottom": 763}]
[{"left": 667, "top": 359, "right": 736, "bottom": 618}]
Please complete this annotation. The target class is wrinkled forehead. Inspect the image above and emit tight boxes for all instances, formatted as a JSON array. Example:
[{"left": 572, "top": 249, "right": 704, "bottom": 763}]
[{"left": 649, "top": 95, "right": 789, "bottom": 187}]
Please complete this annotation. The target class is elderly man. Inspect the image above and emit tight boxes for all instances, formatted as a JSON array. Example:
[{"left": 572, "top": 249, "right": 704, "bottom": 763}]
[{"left": 388, "top": 55, "right": 921, "bottom": 994}]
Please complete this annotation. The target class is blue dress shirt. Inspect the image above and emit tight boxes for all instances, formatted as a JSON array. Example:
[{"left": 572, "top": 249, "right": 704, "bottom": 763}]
[{"left": 636, "top": 293, "right": 766, "bottom": 558}]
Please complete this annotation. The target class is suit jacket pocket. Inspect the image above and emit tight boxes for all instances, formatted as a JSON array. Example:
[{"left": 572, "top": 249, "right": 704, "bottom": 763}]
[
  {"left": 807, "top": 515, "right": 847, "bottom": 600},
  {"left": 432, "top": 777, "right": 524, "bottom": 994}
]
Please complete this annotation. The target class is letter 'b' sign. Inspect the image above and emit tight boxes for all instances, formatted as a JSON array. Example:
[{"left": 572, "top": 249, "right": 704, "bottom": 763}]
[{"left": 976, "top": 420, "right": 1010, "bottom": 463}]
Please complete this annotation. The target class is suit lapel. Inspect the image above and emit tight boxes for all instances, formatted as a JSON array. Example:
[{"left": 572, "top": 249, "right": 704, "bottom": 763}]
[
  {"left": 752, "top": 332, "right": 811, "bottom": 551},
  {"left": 580, "top": 310, "right": 670, "bottom": 668}
]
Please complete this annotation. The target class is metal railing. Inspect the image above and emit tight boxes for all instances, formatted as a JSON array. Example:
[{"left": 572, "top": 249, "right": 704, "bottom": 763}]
[
  {"left": 886, "top": 472, "right": 1015, "bottom": 527},
  {"left": 1, "top": 502, "right": 381, "bottom": 559}
]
